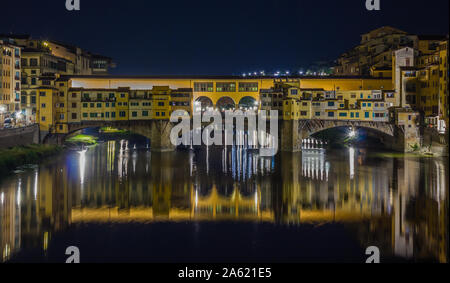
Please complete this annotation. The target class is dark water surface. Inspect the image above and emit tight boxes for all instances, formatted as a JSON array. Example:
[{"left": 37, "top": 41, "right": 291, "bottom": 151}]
[{"left": 0, "top": 135, "right": 448, "bottom": 262}]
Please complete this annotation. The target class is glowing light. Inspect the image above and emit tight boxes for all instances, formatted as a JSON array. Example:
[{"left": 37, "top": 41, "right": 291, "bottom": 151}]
[
  {"left": 78, "top": 149, "right": 87, "bottom": 184},
  {"left": 34, "top": 170, "right": 38, "bottom": 200},
  {"left": 17, "top": 179, "right": 21, "bottom": 206},
  {"left": 348, "top": 128, "right": 357, "bottom": 138},
  {"left": 349, "top": 147, "right": 355, "bottom": 179}
]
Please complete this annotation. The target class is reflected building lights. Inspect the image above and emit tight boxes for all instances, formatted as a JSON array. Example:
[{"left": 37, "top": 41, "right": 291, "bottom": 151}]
[
  {"left": 0, "top": 140, "right": 448, "bottom": 263},
  {"left": 34, "top": 170, "right": 38, "bottom": 201},
  {"left": 78, "top": 149, "right": 86, "bottom": 185},
  {"left": 349, "top": 147, "right": 355, "bottom": 179},
  {"left": 16, "top": 179, "right": 21, "bottom": 206}
]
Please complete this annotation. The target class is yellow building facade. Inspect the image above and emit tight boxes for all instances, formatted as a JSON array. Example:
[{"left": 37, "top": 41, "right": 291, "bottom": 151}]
[{"left": 28, "top": 75, "right": 397, "bottom": 134}]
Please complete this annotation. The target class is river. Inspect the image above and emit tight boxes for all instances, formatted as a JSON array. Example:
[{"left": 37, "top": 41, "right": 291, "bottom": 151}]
[{"left": 0, "top": 133, "right": 448, "bottom": 262}]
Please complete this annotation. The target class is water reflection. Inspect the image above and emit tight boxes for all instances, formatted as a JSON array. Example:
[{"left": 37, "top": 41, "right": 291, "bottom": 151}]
[{"left": 0, "top": 140, "right": 448, "bottom": 262}]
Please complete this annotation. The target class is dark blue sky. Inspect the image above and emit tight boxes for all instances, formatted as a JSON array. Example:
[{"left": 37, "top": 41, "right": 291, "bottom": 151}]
[{"left": 2, "top": 0, "right": 449, "bottom": 75}]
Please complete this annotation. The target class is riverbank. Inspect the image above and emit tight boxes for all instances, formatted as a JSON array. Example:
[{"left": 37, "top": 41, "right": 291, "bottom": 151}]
[{"left": 0, "top": 144, "right": 62, "bottom": 178}]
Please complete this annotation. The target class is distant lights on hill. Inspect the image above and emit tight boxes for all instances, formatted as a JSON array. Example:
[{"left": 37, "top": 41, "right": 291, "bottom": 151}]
[{"left": 241, "top": 69, "right": 330, "bottom": 77}]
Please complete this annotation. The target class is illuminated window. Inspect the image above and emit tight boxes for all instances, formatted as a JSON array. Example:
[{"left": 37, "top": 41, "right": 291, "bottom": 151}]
[
  {"left": 194, "top": 82, "right": 213, "bottom": 92},
  {"left": 216, "top": 82, "right": 236, "bottom": 92},
  {"left": 238, "top": 82, "right": 258, "bottom": 92}
]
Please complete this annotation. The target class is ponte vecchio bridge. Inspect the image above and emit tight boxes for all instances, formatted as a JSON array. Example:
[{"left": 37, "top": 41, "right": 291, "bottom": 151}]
[{"left": 28, "top": 75, "right": 446, "bottom": 155}]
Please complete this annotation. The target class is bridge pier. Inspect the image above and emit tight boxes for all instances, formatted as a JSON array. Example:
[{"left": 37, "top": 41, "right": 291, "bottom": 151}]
[
  {"left": 148, "top": 120, "right": 176, "bottom": 152},
  {"left": 390, "top": 124, "right": 422, "bottom": 153},
  {"left": 281, "top": 120, "right": 302, "bottom": 152}
]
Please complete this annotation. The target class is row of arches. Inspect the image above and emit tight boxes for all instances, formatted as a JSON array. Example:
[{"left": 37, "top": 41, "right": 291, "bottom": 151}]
[{"left": 195, "top": 96, "right": 258, "bottom": 111}]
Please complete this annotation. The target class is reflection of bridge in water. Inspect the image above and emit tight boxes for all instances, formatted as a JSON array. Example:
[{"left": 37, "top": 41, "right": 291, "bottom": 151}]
[{"left": 0, "top": 141, "right": 448, "bottom": 262}]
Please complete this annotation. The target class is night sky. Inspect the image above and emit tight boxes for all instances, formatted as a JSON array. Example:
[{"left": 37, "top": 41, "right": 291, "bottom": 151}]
[{"left": 2, "top": 0, "right": 449, "bottom": 75}]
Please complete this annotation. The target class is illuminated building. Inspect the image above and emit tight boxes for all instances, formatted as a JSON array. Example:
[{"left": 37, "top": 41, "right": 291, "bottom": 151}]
[{"left": 0, "top": 39, "right": 21, "bottom": 114}]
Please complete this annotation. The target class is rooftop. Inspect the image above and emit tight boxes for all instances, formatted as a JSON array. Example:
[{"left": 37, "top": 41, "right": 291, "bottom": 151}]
[{"left": 57, "top": 75, "right": 391, "bottom": 81}]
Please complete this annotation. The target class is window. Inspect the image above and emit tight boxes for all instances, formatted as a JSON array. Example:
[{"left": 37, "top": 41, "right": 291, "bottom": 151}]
[
  {"left": 90, "top": 103, "right": 94, "bottom": 108},
  {"left": 142, "top": 111, "right": 149, "bottom": 116},
  {"left": 90, "top": 113, "right": 97, "bottom": 118},
  {"left": 300, "top": 111, "right": 307, "bottom": 116},
  {"left": 328, "top": 112, "right": 334, "bottom": 117},
  {"left": 97, "top": 93, "right": 102, "bottom": 100},
  {"left": 327, "top": 102, "right": 334, "bottom": 107},
  {"left": 162, "top": 112, "right": 165, "bottom": 116},
  {"left": 41, "top": 116, "right": 45, "bottom": 121},
  {"left": 59, "top": 92, "right": 64, "bottom": 97},
  {"left": 158, "top": 102, "right": 164, "bottom": 106},
  {"left": 119, "top": 111, "right": 126, "bottom": 117},
  {"left": 194, "top": 82, "right": 213, "bottom": 92},
  {"left": 339, "top": 112, "right": 347, "bottom": 117},
  {"left": 365, "top": 112, "right": 370, "bottom": 118},
  {"left": 290, "top": 89, "right": 298, "bottom": 95},
  {"left": 83, "top": 103, "right": 88, "bottom": 108},
  {"left": 59, "top": 114, "right": 64, "bottom": 120},
  {"left": 156, "top": 112, "right": 160, "bottom": 116},
  {"left": 111, "top": 112, "right": 116, "bottom": 118},
  {"left": 41, "top": 103, "right": 46, "bottom": 108},
  {"left": 31, "top": 96, "right": 36, "bottom": 104},
  {"left": 105, "top": 112, "right": 110, "bottom": 118},
  {"left": 120, "top": 93, "right": 126, "bottom": 98},
  {"left": 71, "top": 93, "right": 77, "bottom": 98},
  {"left": 216, "top": 82, "right": 236, "bottom": 92},
  {"left": 132, "top": 111, "right": 137, "bottom": 117},
  {"left": 315, "top": 112, "right": 320, "bottom": 116},
  {"left": 39, "top": 91, "right": 46, "bottom": 97},
  {"left": 97, "top": 103, "right": 102, "bottom": 108},
  {"left": 72, "top": 113, "right": 77, "bottom": 119},
  {"left": 239, "top": 82, "right": 258, "bottom": 92}
]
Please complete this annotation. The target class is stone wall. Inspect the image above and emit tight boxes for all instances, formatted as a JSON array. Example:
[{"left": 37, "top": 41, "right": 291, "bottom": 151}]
[{"left": 0, "top": 124, "right": 40, "bottom": 149}]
